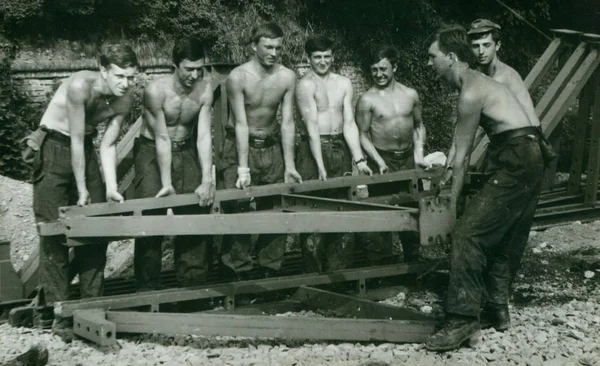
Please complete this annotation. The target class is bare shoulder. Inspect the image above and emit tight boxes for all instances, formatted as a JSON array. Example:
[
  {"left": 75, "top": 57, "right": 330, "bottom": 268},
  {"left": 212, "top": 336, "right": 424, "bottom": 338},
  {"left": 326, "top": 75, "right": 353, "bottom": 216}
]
[
  {"left": 297, "top": 74, "right": 316, "bottom": 91},
  {"left": 66, "top": 71, "right": 94, "bottom": 102},
  {"left": 198, "top": 79, "right": 214, "bottom": 104},
  {"left": 333, "top": 73, "right": 353, "bottom": 89},
  {"left": 356, "top": 89, "right": 376, "bottom": 109},
  {"left": 227, "top": 63, "right": 251, "bottom": 82},
  {"left": 400, "top": 83, "right": 419, "bottom": 101},
  {"left": 144, "top": 75, "right": 169, "bottom": 96}
]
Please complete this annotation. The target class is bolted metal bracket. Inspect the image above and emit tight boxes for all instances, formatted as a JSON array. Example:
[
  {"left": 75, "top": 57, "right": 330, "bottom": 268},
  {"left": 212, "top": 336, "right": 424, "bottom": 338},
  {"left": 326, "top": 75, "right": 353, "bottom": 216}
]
[
  {"left": 73, "top": 309, "right": 117, "bottom": 346},
  {"left": 418, "top": 193, "right": 455, "bottom": 247}
]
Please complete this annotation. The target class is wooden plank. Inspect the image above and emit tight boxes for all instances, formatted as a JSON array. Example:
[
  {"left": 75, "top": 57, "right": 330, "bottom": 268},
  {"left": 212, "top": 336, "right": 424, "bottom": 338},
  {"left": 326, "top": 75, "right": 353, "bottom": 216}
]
[
  {"left": 291, "top": 286, "right": 433, "bottom": 321},
  {"left": 107, "top": 310, "right": 435, "bottom": 343},
  {"left": 57, "top": 211, "right": 417, "bottom": 241},
  {"left": 57, "top": 168, "right": 441, "bottom": 218},
  {"left": 536, "top": 42, "right": 588, "bottom": 122},
  {"left": 54, "top": 261, "right": 440, "bottom": 317},
  {"left": 541, "top": 49, "right": 600, "bottom": 135},
  {"left": 280, "top": 193, "right": 418, "bottom": 213},
  {"left": 567, "top": 79, "right": 595, "bottom": 194},
  {"left": 585, "top": 72, "right": 600, "bottom": 204},
  {"left": 524, "top": 37, "right": 565, "bottom": 90}
]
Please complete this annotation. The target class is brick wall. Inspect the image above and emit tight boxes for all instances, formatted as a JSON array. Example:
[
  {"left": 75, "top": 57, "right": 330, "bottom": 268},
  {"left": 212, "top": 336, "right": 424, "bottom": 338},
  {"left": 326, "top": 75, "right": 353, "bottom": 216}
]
[
  {"left": 13, "top": 64, "right": 368, "bottom": 107},
  {"left": 12, "top": 66, "right": 174, "bottom": 105}
]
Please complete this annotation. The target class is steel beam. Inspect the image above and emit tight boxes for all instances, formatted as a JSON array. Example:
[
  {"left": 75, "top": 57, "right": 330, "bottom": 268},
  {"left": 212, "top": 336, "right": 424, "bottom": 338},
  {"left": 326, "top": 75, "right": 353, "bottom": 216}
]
[
  {"left": 290, "top": 286, "right": 433, "bottom": 321},
  {"left": 73, "top": 309, "right": 117, "bottom": 346},
  {"left": 418, "top": 194, "right": 455, "bottom": 247},
  {"left": 106, "top": 310, "right": 435, "bottom": 344},
  {"left": 57, "top": 168, "right": 441, "bottom": 218},
  {"left": 44, "top": 211, "right": 418, "bottom": 241},
  {"left": 280, "top": 193, "right": 417, "bottom": 213},
  {"left": 524, "top": 37, "right": 565, "bottom": 90},
  {"left": 54, "top": 261, "right": 441, "bottom": 317}
]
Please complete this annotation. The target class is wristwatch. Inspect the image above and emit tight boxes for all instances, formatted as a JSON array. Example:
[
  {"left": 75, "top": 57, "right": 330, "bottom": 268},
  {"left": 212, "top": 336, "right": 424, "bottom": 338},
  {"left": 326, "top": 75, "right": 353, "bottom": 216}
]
[{"left": 353, "top": 157, "right": 366, "bottom": 166}]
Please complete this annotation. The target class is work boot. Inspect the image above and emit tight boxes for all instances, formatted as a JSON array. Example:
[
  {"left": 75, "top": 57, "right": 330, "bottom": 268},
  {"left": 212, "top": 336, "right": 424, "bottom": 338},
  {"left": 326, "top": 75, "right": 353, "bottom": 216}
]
[
  {"left": 52, "top": 316, "right": 74, "bottom": 344},
  {"left": 425, "top": 314, "right": 480, "bottom": 352},
  {"left": 3, "top": 343, "right": 49, "bottom": 366},
  {"left": 480, "top": 303, "right": 511, "bottom": 331}
]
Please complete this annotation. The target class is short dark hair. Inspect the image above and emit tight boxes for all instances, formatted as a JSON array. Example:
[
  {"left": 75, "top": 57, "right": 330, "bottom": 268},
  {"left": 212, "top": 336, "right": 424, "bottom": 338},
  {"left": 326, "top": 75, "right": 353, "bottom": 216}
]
[
  {"left": 305, "top": 35, "right": 334, "bottom": 55},
  {"left": 250, "top": 23, "right": 284, "bottom": 44},
  {"left": 99, "top": 43, "right": 139, "bottom": 69},
  {"left": 172, "top": 38, "right": 206, "bottom": 66},
  {"left": 468, "top": 29, "right": 502, "bottom": 44},
  {"left": 434, "top": 26, "right": 478, "bottom": 68},
  {"left": 369, "top": 46, "right": 400, "bottom": 67}
]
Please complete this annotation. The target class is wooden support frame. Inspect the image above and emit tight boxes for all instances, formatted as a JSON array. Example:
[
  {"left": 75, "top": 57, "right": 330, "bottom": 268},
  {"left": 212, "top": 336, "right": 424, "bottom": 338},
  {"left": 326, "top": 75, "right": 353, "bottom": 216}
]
[
  {"left": 567, "top": 77, "right": 595, "bottom": 195},
  {"left": 585, "top": 71, "right": 600, "bottom": 204},
  {"left": 54, "top": 261, "right": 441, "bottom": 317}
]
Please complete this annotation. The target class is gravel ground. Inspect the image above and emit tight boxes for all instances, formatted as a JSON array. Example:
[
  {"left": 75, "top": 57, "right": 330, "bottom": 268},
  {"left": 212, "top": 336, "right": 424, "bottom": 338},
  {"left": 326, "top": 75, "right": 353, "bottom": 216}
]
[{"left": 1, "top": 174, "right": 600, "bottom": 365}]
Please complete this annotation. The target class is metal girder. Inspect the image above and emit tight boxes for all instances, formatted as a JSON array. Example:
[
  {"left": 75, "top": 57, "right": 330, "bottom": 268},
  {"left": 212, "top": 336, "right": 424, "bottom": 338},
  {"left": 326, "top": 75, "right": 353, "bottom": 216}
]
[
  {"left": 524, "top": 37, "right": 564, "bottom": 90},
  {"left": 533, "top": 202, "right": 600, "bottom": 229},
  {"left": 54, "top": 261, "right": 441, "bottom": 317},
  {"left": 56, "top": 168, "right": 440, "bottom": 218},
  {"left": 280, "top": 193, "right": 418, "bottom": 213},
  {"left": 73, "top": 309, "right": 117, "bottom": 346},
  {"left": 418, "top": 194, "right": 455, "bottom": 247},
  {"left": 104, "top": 310, "right": 435, "bottom": 344},
  {"left": 290, "top": 286, "right": 433, "bottom": 321},
  {"left": 44, "top": 211, "right": 418, "bottom": 242}
]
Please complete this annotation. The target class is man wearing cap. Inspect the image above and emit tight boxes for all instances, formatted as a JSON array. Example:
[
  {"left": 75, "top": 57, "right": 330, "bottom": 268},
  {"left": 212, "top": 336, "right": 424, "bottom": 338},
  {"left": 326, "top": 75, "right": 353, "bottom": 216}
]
[
  {"left": 467, "top": 18, "right": 556, "bottom": 331},
  {"left": 467, "top": 19, "right": 540, "bottom": 130}
]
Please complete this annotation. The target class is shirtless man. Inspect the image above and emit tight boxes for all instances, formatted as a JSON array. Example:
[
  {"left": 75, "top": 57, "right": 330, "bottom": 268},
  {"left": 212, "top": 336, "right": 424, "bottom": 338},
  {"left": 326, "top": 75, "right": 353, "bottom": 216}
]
[
  {"left": 220, "top": 23, "right": 301, "bottom": 275},
  {"left": 468, "top": 19, "right": 556, "bottom": 313},
  {"left": 355, "top": 46, "right": 428, "bottom": 264},
  {"left": 425, "top": 26, "right": 545, "bottom": 351},
  {"left": 24, "top": 44, "right": 138, "bottom": 339},
  {"left": 295, "top": 35, "right": 372, "bottom": 272},
  {"left": 134, "top": 38, "right": 214, "bottom": 291}
]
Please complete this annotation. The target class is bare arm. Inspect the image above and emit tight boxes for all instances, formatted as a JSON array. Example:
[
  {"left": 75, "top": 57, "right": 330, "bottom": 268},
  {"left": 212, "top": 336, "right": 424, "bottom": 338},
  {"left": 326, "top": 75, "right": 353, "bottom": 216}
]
[
  {"left": 297, "top": 79, "right": 326, "bottom": 179},
  {"left": 411, "top": 91, "right": 427, "bottom": 167},
  {"left": 450, "top": 91, "right": 482, "bottom": 200},
  {"left": 142, "top": 83, "right": 173, "bottom": 195},
  {"left": 342, "top": 80, "right": 371, "bottom": 176},
  {"left": 226, "top": 71, "right": 250, "bottom": 169},
  {"left": 66, "top": 79, "right": 90, "bottom": 205},
  {"left": 195, "top": 86, "right": 215, "bottom": 206},
  {"left": 100, "top": 108, "right": 128, "bottom": 203},
  {"left": 281, "top": 72, "right": 301, "bottom": 183},
  {"left": 356, "top": 95, "right": 386, "bottom": 173}
]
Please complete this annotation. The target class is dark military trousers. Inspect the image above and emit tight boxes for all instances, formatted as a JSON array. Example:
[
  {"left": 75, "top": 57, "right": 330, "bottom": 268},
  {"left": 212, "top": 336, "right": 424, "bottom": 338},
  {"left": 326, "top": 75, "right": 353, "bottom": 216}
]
[
  {"left": 218, "top": 132, "right": 287, "bottom": 273},
  {"left": 133, "top": 136, "right": 210, "bottom": 291},
  {"left": 358, "top": 145, "right": 420, "bottom": 264},
  {"left": 446, "top": 133, "right": 544, "bottom": 317},
  {"left": 32, "top": 130, "right": 107, "bottom": 304},
  {"left": 295, "top": 134, "right": 355, "bottom": 272}
]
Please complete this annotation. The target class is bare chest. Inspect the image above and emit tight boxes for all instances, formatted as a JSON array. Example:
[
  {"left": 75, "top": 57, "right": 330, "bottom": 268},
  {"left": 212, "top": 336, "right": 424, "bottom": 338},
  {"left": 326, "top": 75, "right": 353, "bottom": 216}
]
[
  {"left": 243, "top": 76, "right": 287, "bottom": 109},
  {"left": 371, "top": 94, "right": 414, "bottom": 121},
  {"left": 314, "top": 80, "right": 345, "bottom": 111}
]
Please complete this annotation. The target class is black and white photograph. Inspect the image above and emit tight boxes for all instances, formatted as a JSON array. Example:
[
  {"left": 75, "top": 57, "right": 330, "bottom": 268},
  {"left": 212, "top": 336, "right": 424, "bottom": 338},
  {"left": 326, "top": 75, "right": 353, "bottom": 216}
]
[{"left": 0, "top": 0, "right": 599, "bottom": 365}]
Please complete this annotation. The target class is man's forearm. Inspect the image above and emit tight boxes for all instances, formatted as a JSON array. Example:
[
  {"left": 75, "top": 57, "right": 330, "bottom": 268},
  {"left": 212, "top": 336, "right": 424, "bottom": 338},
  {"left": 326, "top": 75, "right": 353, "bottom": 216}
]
[
  {"left": 281, "top": 121, "right": 296, "bottom": 169},
  {"left": 451, "top": 163, "right": 467, "bottom": 199},
  {"left": 197, "top": 137, "right": 213, "bottom": 184},
  {"left": 360, "top": 134, "right": 383, "bottom": 165},
  {"left": 413, "top": 127, "right": 426, "bottom": 162},
  {"left": 70, "top": 141, "right": 87, "bottom": 193},
  {"left": 155, "top": 137, "right": 173, "bottom": 187},
  {"left": 235, "top": 123, "right": 250, "bottom": 168},
  {"left": 100, "top": 145, "right": 118, "bottom": 192},
  {"left": 344, "top": 124, "right": 365, "bottom": 161}
]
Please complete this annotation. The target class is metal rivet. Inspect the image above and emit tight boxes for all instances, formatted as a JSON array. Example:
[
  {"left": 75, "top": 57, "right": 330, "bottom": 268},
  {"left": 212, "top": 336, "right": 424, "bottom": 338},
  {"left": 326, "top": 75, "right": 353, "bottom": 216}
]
[{"left": 493, "top": 180, "right": 498, "bottom": 184}]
